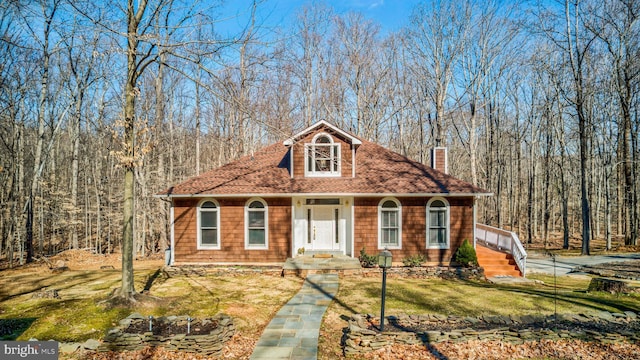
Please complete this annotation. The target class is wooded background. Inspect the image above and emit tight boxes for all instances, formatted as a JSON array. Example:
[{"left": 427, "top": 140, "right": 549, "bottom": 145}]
[{"left": 1, "top": 0, "right": 638, "bottom": 266}]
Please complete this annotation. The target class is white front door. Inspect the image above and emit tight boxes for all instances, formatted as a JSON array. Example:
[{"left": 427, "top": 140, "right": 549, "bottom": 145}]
[{"left": 310, "top": 206, "right": 339, "bottom": 250}]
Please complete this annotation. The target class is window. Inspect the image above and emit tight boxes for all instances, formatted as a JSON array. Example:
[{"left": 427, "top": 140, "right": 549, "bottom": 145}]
[
  {"left": 334, "top": 208, "right": 339, "bottom": 244},
  {"left": 245, "top": 198, "right": 268, "bottom": 249},
  {"left": 198, "top": 200, "right": 220, "bottom": 249},
  {"left": 427, "top": 198, "right": 449, "bottom": 249},
  {"left": 305, "top": 134, "right": 341, "bottom": 176},
  {"left": 306, "top": 198, "right": 340, "bottom": 205},
  {"left": 378, "top": 198, "right": 401, "bottom": 249}
]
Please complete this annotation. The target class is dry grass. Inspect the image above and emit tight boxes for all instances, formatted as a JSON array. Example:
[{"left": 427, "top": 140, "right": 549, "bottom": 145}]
[
  {"left": 2, "top": 250, "right": 640, "bottom": 359},
  {"left": 0, "top": 259, "right": 304, "bottom": 344},
  {"left": 318, "top": 275, "right": 640, "bottom": 360}
]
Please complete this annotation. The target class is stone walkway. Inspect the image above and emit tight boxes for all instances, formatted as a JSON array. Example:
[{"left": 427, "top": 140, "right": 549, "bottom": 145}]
[{"left": 250, "top": 273, "right": 339, "bottom": 360}]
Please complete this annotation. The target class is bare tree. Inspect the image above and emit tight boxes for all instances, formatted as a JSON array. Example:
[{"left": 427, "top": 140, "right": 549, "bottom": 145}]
[
  {"left": 587, "top": 0, "right": 639, "bottom": 245},
  {"left": 406, "top": 0, "right": 472, "bottom": 146}
]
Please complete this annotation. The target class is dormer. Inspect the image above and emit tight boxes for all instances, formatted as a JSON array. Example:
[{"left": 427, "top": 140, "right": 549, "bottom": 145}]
[{"left": 283, "top": 121, "right": 362, "bottom": 179}]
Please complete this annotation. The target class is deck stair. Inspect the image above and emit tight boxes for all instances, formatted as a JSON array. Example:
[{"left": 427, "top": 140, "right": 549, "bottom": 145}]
[{"left": 476, "top": 244, "right": 523, "bottom": 277}]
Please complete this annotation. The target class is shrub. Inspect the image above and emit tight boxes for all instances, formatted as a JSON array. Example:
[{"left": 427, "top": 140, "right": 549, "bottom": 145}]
[
  {"left": 402, "top": 254, "right": 426, "bottom": 267},
  {"left": 359, "top": 247, "right": 378, "bottom": 268},
  {"left": 455, "top": 239, "right": 478, "bottom": 267}
]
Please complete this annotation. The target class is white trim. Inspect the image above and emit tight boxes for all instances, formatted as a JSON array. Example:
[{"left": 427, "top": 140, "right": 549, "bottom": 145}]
[
  {"left": 283, "top": 120, "right": 362, "bottom": 146},
  {"left": 170, "top": 203, "right": 175, "bottom": 265},
  {"left": 350, "top": 198, "right": 355, "bottom": 257},
  {"left": 351, "top": 146, "right": 356, "bottom": 178},
  {"left": 426, "top": 197, "right": 450, "bottom": 249},
  {"left": 473, "top": 196, "right": 477, "bottom": 249},
  {"left": 289, "top": 147, "right": 294, "bottom": 179},
  {"left": 156, "top": 192, "right": 493, "bottom": 199},
  {"left": 378, "top": 197, "right": 402, "bottom": 250},
  {"left": 244, "top": 197, "right": 269, "bottom": 250},
  {"left": 304, "top": 133, "right": 342, "bottom": 177},
  {"left": 197, "top": 199, "right": 221, "bottom": 250},
  {"left": 291, "top": 201, "right": 296, "bottom": 257}
]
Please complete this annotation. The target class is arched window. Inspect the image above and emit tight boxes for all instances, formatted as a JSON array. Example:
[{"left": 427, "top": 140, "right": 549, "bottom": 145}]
[
  {"left": 378, "top": 198, "right": 401, "bottom": 249},
  {"left": 427, "top": 198, "right": 449, "bottom": 249},
  {"left": 305, "top": 133, "right": 341, "bottom": 176},
  {"left": 245, "top": 198, "right": 268, "bottom": 249},
  {"left": 198, "top": 200, "right": 220, "bottom": 249}
]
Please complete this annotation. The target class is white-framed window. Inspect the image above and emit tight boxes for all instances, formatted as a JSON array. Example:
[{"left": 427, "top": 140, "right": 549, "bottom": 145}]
[
  {"left": 378, "top": 197, "right": 401, "bottom": 249},
  {"left": 427, "top": 198, "right": 449, "bottom": 249},
  {"left": 197, "top": 199, "right": 220, "bottom": 249},
  {"left": 304, "top": 133, "right": 341, "bottom": 177},
  {"left": 245, "top": 198, "right": 268, "bottom": 249}
]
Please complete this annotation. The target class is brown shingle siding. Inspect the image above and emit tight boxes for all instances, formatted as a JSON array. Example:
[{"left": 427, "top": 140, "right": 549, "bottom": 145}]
[
  {"left": 353, "top": 196, "right": 475, "bottom": 265},
  {"left": 173, "top": 197, "right": 291, "bottom": 264}
]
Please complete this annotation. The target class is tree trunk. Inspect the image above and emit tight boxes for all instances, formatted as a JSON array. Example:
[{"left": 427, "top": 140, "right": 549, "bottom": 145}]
[
  {"left": 71, "top": 97, "right": 81, "bottom": 249},
  {"left": 119, "top": 0, "right": 147, "bottom": 300}
]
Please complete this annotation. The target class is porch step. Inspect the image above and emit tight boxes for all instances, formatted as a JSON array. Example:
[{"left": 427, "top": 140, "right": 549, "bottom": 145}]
[
  {"left": 282, "top": 255, "right": 361, "bottom": 277},
  {"left": 476, "top": 245, "right": 522, "bottom": 278},
  {"left": 304, "top": 250, "right": 343, "bottom": 257}
]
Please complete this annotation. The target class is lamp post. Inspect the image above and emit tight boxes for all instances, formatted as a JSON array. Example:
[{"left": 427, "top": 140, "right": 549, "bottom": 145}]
[{"left": 378, "top": 248, "right": 392, "bottom": 332}]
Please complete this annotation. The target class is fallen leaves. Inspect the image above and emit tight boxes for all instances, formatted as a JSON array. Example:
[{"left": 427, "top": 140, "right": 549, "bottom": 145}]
[{"left": 360, "top": 339, "right": 640, "bottom": 360}]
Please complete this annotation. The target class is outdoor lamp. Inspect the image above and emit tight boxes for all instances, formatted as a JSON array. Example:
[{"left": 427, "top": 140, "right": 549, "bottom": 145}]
[
  {"left": 378, "top": 248, "right": 393, "bottom": 268},
  {"left": 378, "top": 248, "right": 392, "bottom": 331}
]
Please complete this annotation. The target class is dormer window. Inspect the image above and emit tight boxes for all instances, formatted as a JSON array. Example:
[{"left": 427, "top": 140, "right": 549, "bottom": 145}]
[{"left": 305, "top": 133, "right": 341, "bottom": 177}]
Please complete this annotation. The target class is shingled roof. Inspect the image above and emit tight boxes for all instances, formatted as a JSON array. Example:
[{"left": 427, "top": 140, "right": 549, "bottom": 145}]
[{"left": 157, "top": 135, "right": 489, "bottom": 197}]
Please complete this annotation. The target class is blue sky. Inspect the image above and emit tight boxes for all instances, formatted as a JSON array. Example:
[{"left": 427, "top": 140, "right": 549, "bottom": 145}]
[{"left": 219, "top": 0, "right": 422, "bottom": 35}]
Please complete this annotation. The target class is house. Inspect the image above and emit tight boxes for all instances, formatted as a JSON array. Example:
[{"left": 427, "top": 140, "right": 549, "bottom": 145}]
[{"left": 156, "top": 121, "right": 491, "bottom": 266}]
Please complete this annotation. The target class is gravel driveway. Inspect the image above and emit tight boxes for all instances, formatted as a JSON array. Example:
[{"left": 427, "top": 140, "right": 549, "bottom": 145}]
[{"left": 526, "top": 252, "right": 640, "bottom": 276}]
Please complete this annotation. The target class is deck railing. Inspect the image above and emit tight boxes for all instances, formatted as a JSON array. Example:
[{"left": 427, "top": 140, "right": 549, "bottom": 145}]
[{"left": 475, "top": 223, "right": 527, "bottom": 277}]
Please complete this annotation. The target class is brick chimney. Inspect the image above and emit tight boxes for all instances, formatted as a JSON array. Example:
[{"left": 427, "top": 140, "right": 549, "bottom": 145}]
[{"left": 431, "top": 147, "right": 448, "bottom": 174}]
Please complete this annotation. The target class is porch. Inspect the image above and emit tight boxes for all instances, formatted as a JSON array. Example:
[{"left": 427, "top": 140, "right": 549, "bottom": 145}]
[
  {"left": 281, "top": 223, "right": 527, "bottom": 278},
  {"left": 282, "top": 252, "right": 361, "bottom": 276}
]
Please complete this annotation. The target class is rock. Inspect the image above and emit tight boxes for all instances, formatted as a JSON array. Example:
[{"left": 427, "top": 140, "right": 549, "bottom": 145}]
[
  {"left": 624, "top": 311, "right": 637, "bottom": 319},
  {"left": 59, "top": 343, "right": 81, "bottom": 353},
  {"left": 597, "top": 311, "right": 615, "bottom": 321},
  {"left": 464, "top": 316, "right": 480, "bottom": 325},
  {"left": 588, "top": 278, "right": 631, "bottom": 294},
  {"left": 51, "top": 266, "right": 69, "bottom": 273},
  {"left": 31, "top": 289, "right": 60, "bottom": 299},
  {"left": 83, "top": 339, "right": 101, "bottom": 350},
  {"left": 127, "top": 312, "right": 145, "bottom": 320}
]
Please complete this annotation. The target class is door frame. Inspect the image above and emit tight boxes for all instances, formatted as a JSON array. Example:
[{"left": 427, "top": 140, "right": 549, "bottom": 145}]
[
  {"left": 307, "top": 205, "right": 340, "bottom": 251},
  {"left": 292, "top": 197, "right": 353, "bottom": 257}
]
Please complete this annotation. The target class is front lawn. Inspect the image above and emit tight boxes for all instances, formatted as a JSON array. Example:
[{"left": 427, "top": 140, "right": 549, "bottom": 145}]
[
  {"left": 1, "top": 262, "right": 638, "bottom": 359},
  {"left": 319, "top": 274, "right": 640, "bottom": 359}
]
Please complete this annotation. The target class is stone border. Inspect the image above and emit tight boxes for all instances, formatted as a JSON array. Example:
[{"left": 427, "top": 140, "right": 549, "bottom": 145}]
[
  {"left": 164, "top": 265, "right": 283, "bottom": 277},
  {"left": 165, "top": 264, "right": 484, "bottom": 280},
  {"left": 347, "top": 266, "right": 485, "bottom": 280},
  {"left": 99, "top": 313, "right": 235, "bottom": 356},
  {"left": 343, "top": 312, "right": 640, "bottom": 355}
]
